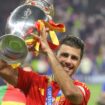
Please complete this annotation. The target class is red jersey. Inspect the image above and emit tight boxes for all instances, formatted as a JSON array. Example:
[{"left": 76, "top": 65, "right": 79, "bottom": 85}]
[{"left": 17, "top": 68, "right": 90, "bottom": 105}]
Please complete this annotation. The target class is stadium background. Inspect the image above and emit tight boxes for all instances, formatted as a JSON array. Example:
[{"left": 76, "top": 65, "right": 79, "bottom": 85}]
[{"left": 0, "top": 0, "right": 105, "bottom": 105}]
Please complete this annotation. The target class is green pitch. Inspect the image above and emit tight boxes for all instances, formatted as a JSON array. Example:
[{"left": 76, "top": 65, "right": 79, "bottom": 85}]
[{"left": 87, "top": 83, "right": 102, "bottom": 105}]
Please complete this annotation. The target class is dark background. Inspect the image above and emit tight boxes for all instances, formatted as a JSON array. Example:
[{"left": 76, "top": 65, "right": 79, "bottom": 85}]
[
  {"left": 0, "top": 0, "right": 105, "bottom": 36},
  {"left": 0, "top": 0, "right": 23, "bottom": 36}
]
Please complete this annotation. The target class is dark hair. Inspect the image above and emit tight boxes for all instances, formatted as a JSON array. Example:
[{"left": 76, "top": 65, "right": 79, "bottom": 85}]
[{"left": 60, "top": 35, "right": 85, "bottom": 59}]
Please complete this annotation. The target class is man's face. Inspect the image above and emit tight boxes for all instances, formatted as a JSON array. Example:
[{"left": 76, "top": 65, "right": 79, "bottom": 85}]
[{"left": 57, "top": 44, "right": 81, "bottom": 76}]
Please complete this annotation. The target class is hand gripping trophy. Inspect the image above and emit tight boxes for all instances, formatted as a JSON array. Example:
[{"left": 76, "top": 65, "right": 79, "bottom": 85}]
[{"left": 0, "top": 0, "right": 65, "bottom": 67}]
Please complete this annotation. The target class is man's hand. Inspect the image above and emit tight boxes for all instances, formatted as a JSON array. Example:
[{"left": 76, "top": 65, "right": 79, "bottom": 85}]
[
  {"left": 0, "top": 60, "right": 18, "bottom": 86},
  {"left": 0, "top": 60, "right": 7, "bottom": 69},
  {"left": 39, "top": 27, "right": 52, "bottom": 54}
]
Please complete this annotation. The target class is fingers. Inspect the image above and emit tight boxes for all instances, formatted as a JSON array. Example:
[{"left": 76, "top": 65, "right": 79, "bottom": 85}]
[
  {"left": 29, "top": 27, "right": 50, "bottom": 53},
  {"left": 40, "top": 27, "right": 49, "bottom": 40},
  {"left": 30, "top": 27, "right": 49, "bottom": 41},
  {"left": 30, "top": 33, "right": 40, "bottom": 40},
  {"left": 0, "top": 60, "right": 8, "bottom": 69},
  {"left": 40, "top": 27, "right": 46, "bottom": 39}
]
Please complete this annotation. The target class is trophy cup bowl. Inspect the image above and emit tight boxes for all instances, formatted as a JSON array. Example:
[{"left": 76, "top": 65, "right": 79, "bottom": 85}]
[{"left": 0, "top": 4, "right": 48, "bottom": 64}]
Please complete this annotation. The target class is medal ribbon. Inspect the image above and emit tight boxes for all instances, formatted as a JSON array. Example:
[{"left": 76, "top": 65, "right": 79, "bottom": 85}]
[
  {"left": 47, "top": 86, "right": 52, "bottom": 105},
  {"left": 46, "top": 86, "right": 65, "bottom": 105}
]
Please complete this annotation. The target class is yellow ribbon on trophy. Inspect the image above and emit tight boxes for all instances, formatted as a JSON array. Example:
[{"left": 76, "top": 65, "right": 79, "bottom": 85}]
[
  {"left": 11, "top": 63, "right": 21, "bottom": 69},
  {"left": 10, "top": 20, "right": 65, "bottom": 69},
  {"left": 25, "top": 20, "right": 66, "bottom": 56}
]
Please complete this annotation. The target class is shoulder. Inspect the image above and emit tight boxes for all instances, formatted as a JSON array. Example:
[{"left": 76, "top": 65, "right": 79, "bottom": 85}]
[
  {"left": 18, "top": 67, "right": 48, "bottom": 81},
  {"left": 74, "top": 80, "right": 90, "bottom": 93},
  {"left": 74, "top": 80, "right": 89, "bottom": 89},
  {"left": 74, "top": 80, "right": 90, "bottom": 102}
]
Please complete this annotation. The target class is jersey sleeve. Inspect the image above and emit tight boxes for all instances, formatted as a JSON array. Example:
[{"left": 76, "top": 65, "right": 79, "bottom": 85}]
[
  {"left": 74, "top": 80, "right": 90, "bottom": 105},
  {"left": 16, "top": 67, "right": 46, "bottom": 95}
]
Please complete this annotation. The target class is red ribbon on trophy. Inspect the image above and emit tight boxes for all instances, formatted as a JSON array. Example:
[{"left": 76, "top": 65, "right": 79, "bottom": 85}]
[{"left": 25, "top": 19, "right": 66, "bottom": 56}]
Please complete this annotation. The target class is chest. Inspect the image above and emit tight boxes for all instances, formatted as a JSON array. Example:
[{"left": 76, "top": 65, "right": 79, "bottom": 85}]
[{"left": 30, "top": 83, "right": 70, "bottom": 105}]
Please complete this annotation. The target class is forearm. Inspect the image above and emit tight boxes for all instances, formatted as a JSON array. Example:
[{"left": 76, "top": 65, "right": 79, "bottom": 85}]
[
  {"left": 0, "top": 60, "right": 18, "bottom": 86},
  {"left": 47, "top": 49, "right": 74, "bottom": 91}
]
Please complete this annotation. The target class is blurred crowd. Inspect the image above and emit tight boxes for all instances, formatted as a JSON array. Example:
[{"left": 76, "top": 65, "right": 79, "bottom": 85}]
[
  {"left": 0, "top": 0, "right": 105, "bottom": 84},
  {"left": 53, "top": 0, "right": 105, "bottom": 78}
]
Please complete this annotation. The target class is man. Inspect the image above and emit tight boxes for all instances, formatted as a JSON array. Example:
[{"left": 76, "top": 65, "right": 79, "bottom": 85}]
[{"left": 0, "top": 28, "right": 90, "bottom": 105}]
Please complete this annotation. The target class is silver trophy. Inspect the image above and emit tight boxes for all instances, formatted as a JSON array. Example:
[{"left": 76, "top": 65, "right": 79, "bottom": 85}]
[{"left": 0, "top": 2, "right": 51, "bottom": 64}]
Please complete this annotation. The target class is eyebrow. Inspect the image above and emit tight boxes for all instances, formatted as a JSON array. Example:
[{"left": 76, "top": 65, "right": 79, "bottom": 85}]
[
  {"left": 60, "top": 52, "right": 69, "bottom": 57},
  {"left": 60, "top": 52, "right": 80, "bottom": 60}
]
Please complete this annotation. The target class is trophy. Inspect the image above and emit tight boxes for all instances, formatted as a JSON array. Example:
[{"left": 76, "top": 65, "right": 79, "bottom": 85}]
[{"left": 0, "top": 0, "right": 65, "bottom": 65}]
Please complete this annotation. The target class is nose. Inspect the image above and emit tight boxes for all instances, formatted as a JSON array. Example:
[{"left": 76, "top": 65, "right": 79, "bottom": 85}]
[{"left": 65, "top": 56, "right": 72, "bottom": 64}]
